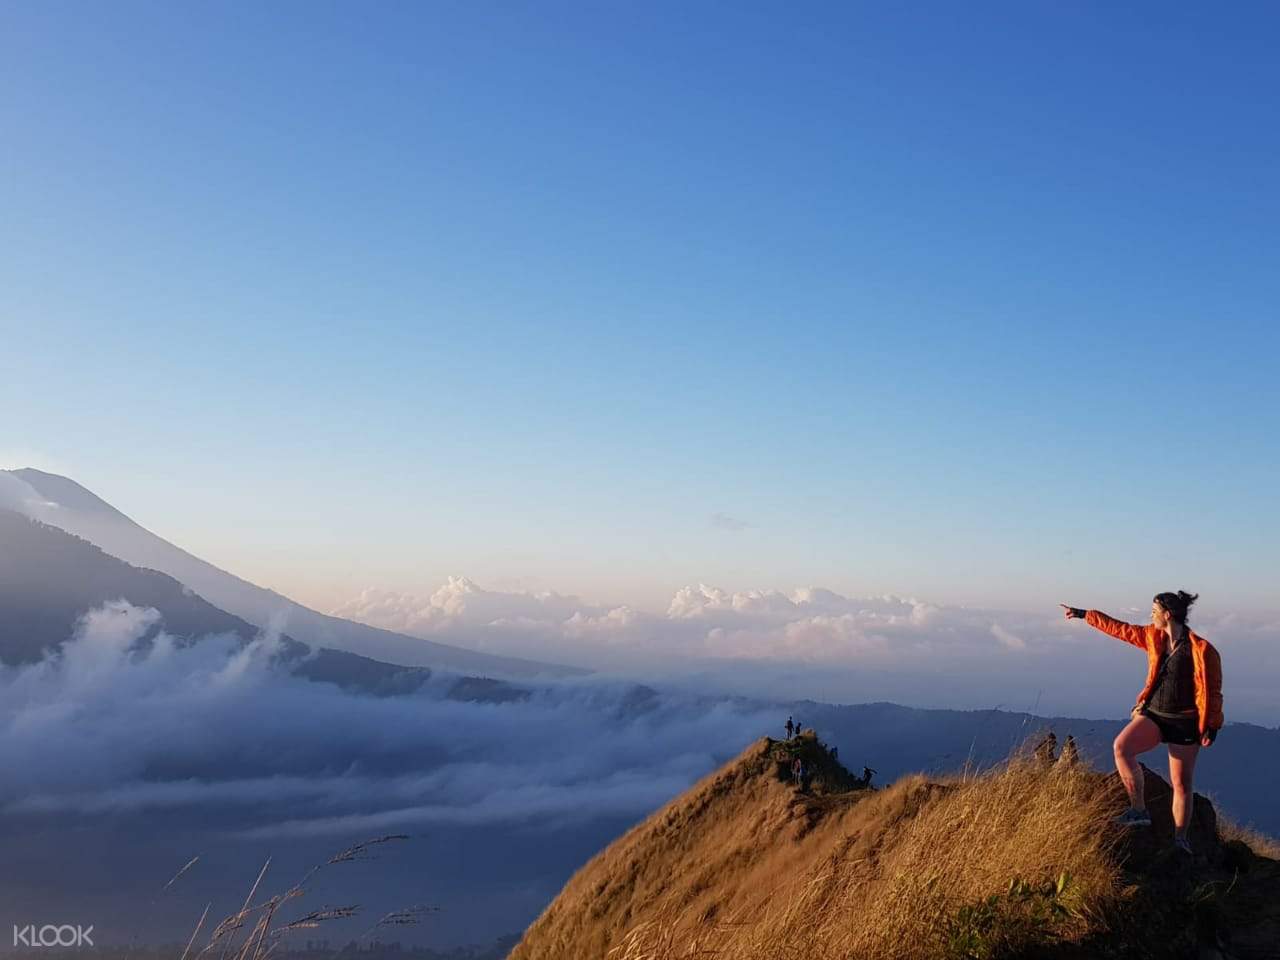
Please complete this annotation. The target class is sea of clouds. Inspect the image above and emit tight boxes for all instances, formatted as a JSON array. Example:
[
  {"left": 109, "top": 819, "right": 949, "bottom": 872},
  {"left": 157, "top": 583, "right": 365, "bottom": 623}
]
[
  {"left": 0, "top": 601, "right": 778, "bottom": 837},
  {"left": 1, "top": 593, "right": 1275, "bottom": 949},
  {"left": 1, "top": 584, "right": 1274, "bottom": 842},
  {"left": 331, "top": 579, "right": 1280, "bottom": 724}
]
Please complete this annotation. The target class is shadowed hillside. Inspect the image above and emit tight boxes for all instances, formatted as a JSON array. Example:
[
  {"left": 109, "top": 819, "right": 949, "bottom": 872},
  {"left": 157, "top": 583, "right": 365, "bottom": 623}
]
[
  {"left": 0, "top": 509, "right": 529, "bottom": 701},
  {"left": 511, "top": 733, "right": 1279, "bottom": 960},
  {"left": 1, "top": 469, "right": 581, "bottom": 679}
]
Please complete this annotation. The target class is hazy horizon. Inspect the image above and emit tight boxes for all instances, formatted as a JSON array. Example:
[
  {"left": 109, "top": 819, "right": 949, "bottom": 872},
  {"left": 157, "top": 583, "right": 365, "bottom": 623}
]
[
  {"left": 4, "top": 456, "right": 1279, "bottom": 626},
  {"left": 4, "top": 464, "right": 1278, "bottom": 726}
]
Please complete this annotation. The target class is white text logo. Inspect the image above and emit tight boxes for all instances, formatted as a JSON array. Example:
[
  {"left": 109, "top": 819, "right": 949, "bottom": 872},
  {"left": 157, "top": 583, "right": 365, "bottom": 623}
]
[{"left": 13, "top": 925, "right": 95, "bottom": 947}]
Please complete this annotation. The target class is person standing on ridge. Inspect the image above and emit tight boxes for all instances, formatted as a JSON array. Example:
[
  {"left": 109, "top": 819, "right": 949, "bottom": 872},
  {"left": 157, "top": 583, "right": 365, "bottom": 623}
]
[
  {"left": 785, "top": 716, "right": 794, "bottom": 739},
  {"left": 1033, "top": 731, "right": 1058, "bottom": 767},
  {"left": 1057, "top": 735, "right": 1079, "bottom": 768},
  {"left": 1061, "top": 591, "right": 1224, "bottom": 855}
]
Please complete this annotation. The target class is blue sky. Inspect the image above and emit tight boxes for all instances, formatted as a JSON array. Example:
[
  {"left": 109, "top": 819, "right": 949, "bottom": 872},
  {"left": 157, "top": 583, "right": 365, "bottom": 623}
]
[{"left": 3, "top": 2, "right": 1277, "bottom": 616}]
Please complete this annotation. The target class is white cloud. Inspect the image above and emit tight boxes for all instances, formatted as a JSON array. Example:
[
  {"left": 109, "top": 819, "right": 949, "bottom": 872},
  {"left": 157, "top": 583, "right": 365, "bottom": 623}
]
[
  {"left": 0, "top": 471, "right": 50, "bottom": 514},
  {"left": 991, "top": 623, "right": 1027, "bottom": 651},
  {"left": 327, "top": 580, "right": 1280, "bottom": 723},
  {"left": 332, "top": 581, "right": 1049, "bottom": 668},
  {"left": 709, "top": 512, "right": 753, "bottom": 531},
  {"left": 331, "top": 577, "right": 594, "bottom": 636},
  {"left": 0, "top": 603, "right": 776, "bottom": 836}
]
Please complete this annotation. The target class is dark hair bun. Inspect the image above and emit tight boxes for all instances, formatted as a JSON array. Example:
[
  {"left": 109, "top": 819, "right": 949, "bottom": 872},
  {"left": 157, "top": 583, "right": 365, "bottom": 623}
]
[{"left": 1154, "top": 590, "right": 1199, "bottom": 623}]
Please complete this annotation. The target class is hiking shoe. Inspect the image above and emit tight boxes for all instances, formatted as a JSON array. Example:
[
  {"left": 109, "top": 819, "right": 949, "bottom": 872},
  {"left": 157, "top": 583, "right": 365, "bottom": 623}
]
[
  {"left": 1115, "top": 807, "right": 1152, "bottom": 827},
  {"left": 1173, "top": 836, "right": 1193, "bottom": 855}
]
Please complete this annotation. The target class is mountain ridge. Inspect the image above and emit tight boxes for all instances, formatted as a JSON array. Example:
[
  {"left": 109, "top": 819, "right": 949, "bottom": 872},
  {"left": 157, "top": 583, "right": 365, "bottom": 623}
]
[
  {"left": 510, "top": 733, "right": 1280, "bottom": 959},
  {"left": 0, "top": 508, "right": 529, "bottom": 701},
  {"left": 1, "top": 468, "right": 582, "bottom": 679}
]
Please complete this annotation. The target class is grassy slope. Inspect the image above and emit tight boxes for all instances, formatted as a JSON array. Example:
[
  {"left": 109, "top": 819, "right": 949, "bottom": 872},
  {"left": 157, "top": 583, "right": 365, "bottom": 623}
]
[{"left": 511, "top": 733, "right": 1279, "bottom": 960}]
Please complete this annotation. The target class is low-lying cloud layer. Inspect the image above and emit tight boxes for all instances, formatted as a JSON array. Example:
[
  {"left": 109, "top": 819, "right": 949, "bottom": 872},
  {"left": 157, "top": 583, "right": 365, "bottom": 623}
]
[
  {"left": 6, "top": 589, "right": 1273, "bottom": 840},
  {"left": 3, "top": 597, "right": 1276, "bottom": 949},
  {"left": 0, "top": 602, "right": 775, "bottom": 837},
  {"left": 331, "top": 580, "right": 1280, "bottom": 724}
]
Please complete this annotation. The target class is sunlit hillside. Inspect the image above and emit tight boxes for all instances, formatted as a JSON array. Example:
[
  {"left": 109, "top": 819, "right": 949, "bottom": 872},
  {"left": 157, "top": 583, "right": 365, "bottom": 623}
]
[{"left": 511, "top": 733, "right": 1279, "bottom": 959}]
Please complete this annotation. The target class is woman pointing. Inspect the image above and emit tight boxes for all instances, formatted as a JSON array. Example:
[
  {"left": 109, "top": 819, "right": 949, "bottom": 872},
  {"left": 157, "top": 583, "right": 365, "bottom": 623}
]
[{"left": 1061, "top": 591, "right": 1224, "bottom": 854}]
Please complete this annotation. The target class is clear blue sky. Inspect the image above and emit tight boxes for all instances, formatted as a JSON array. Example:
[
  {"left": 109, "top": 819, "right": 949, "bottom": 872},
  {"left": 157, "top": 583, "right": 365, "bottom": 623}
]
[{"left": 3, "top": 2, "right": 1277, "bottom": 615}]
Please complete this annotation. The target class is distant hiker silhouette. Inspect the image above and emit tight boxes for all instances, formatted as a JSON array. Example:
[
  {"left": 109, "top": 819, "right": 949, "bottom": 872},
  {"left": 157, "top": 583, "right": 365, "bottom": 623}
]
[
  {"left": 1062, "top": 592, "right": 1223, "bottom": 854},
  {"left": 1056, "top": 735, "right": 1079, "bottom": 768},
  {"left": 830, "top": 746, "right": 838, "bottom": 762},
  {"left": 791, "top": 757, "right": 803, "bottom": 785},
  {"left": 1033, "top": 731, "right": 1058, "bottom": 767},
  {"left": 794, "top": 721, "right": 803, "bottom": 737},
  {"left": 785, "top": 717, "right": 794, "bottom": 739},
  {"left": 861, "top": 766, "right": 876, "bottom": 787}
]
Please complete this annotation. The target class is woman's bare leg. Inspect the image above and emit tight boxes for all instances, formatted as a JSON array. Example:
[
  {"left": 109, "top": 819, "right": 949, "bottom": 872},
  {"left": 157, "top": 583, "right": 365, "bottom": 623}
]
[
  {"left": 1113, "top": 716, "right": 1162, "bottom": 810},
  {"left": 1167, "top": 743, "right": 1200, "bottom": 839}
]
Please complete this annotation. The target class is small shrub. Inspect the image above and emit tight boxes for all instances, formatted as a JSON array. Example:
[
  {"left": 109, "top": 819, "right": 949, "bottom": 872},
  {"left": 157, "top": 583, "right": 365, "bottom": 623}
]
[{"left": 944, "top": 873, "right": 1078, "bottom": 960}]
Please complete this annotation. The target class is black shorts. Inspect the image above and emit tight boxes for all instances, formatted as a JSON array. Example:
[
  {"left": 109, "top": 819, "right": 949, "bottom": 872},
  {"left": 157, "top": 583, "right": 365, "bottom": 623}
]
[{"left": 1141, "top": 709, "right": 1201, "bottom": 746}]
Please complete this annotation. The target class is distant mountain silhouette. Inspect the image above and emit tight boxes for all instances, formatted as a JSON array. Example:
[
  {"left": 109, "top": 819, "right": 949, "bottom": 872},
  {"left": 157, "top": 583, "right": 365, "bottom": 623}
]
[
  {"left": 0, "top": 509, "right": 527, "bottom": 701},
  {"left": 1, "top": 468, "right": 581, "bottom": 679}
]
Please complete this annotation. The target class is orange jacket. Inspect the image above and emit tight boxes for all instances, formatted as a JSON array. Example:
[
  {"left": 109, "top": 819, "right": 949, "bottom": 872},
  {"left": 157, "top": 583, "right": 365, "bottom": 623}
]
[{"left": 1085, "top": 610, "right": 1224, "bottom": 736}]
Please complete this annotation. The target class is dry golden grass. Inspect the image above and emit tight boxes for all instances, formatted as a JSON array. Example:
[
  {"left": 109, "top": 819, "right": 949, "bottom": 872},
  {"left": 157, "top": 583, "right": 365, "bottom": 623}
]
[
  {"left": 513, "top": 737, "right": 1129, "bottom": 960},
  {"left": 1216, "top": 813, "right": 1280, "bottom": 861},
  {"left": 167, "top": 835, "right": 416, "bottom": 960},
  {"left": 796, "top": 758, "right": 1122, "bottom": 959}
]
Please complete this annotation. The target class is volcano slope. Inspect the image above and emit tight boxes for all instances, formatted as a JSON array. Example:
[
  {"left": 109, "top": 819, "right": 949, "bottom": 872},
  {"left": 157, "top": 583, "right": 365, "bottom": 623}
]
[{"left": 510, "top": 732, "right": 1278, "bottom": 960}]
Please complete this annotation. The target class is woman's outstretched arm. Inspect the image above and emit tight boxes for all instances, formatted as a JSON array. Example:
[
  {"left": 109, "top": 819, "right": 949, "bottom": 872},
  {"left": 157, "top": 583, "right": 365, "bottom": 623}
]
[{"left": 1060, "top": 604, "right": 1149, "bottom": 650}]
